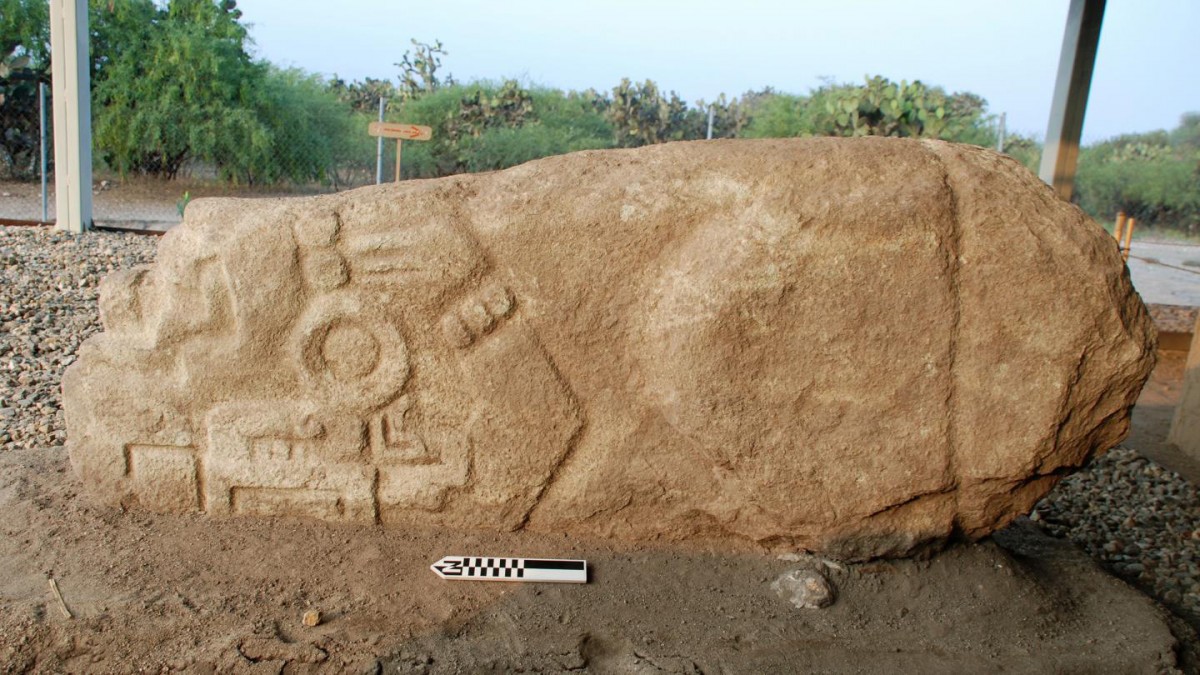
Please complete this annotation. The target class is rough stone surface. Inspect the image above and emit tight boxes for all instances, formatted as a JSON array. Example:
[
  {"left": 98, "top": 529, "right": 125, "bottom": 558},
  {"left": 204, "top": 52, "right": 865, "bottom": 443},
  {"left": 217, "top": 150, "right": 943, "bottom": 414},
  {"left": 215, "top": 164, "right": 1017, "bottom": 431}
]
[
  {"left": 62, "top": 138, "right": 1156, "bottom": 558},
  {"left": 772, "top": 568, "right": 837, "bottom": 609}
]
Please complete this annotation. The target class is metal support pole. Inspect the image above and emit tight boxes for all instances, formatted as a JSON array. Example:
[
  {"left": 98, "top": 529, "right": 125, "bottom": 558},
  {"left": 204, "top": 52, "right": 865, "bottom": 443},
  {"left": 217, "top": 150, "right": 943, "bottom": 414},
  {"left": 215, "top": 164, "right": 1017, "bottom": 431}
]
[
  {"left": 706, "top": 105, "right": 714, "bottom": 140},
  {"left": 1038, "top": 0, "right": 1106, "bottom": 201},
  {"left": 996, "top": 112, "right": 1006, "bottom": 153},
  {"left": 39, "top": 81, "right": 48, "bottom": 223},
  {"left": 375, "top": 97, "right": 385, "bottom": 185},
  {"left": 395, "top": 139, "right": 402, "bottom": 182},
  {"left": 49, "top": 0, "right": 92, "bottom": 233}
]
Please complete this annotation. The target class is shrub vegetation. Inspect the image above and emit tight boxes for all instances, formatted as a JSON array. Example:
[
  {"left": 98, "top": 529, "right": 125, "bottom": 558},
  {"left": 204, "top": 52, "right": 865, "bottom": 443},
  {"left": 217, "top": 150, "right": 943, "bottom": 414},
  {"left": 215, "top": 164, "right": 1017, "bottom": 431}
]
[{"left": 0, "top": 0, "right": 1196, "bottom": 233}]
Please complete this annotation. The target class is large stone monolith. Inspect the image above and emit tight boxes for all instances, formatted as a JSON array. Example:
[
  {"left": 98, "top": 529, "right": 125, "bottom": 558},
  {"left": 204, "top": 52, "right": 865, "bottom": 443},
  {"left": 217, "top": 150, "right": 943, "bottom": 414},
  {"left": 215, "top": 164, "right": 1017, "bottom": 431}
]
[{"left": 62, "top": 138, "right": 1155, "bottom": 559}]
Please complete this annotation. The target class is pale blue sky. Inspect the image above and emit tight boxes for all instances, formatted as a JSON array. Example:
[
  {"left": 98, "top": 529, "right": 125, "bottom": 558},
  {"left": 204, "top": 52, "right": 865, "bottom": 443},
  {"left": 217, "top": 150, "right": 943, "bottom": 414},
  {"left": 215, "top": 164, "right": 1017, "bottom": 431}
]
[{"left": 237, "top": 0, "right": 1198, "bottom": 144}]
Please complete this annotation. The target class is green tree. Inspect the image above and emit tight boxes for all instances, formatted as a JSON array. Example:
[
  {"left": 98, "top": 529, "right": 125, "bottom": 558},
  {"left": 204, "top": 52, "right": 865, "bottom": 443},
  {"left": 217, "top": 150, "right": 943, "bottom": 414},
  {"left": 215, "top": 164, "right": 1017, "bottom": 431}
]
[
  {"left": 999, "top": 134, "right": 1041, "bottom": 173},
  {"left": 1076, "top": 117, "right": 1200, "bottom": 233},
  {"left": 0, "top": 0, "right": 50, "bottom": 178},
  {"left": 1170, "top": 113, "right": 1200, "bottom": 153},
  {"left": 92, "top": 0, "right": 267, "bottom": 178},
  {"left": 742, "top": 92, "right": 814, "bottom": 138},
  {"left": 0, "top": 0, "right": 49, "bottom": 69},
  {"left": 694, "top": 93, "right": 750, "bottom": 139},
  {"left": 329, "top": 76, "right": 396, "bottom": 114},
  {"left": 446, "top": 79, "right": 535, "bottom": 141},
  {"left": 89, "top": 0, "right": 158, "bottom": 83},
  {"left": 387, "top": 80, "right": 614, "bottom": 179},
  {"left": 230, "top": 67, "right": 361, "bottom": 186},
  {"left": 455, "top": 85, "right": 611, "bottom": 173},
  {"left": 0, "top": 50, "right": 44, "bottom": 178}
]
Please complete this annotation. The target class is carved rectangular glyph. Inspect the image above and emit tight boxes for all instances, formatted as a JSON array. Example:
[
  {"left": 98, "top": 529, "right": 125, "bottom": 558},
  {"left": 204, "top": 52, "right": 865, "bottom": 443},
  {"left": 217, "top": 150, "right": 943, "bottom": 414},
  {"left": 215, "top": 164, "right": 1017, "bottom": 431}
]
[{"left": 127, "top": 444, "right": 199, "bottom": 512}]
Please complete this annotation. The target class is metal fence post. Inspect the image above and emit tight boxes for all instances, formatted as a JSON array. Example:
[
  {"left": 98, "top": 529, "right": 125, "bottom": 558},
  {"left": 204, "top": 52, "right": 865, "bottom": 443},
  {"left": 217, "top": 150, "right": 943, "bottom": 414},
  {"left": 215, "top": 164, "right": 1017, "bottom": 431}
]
[
  {"left": 996, "top": 112, "right": 1006, "bottom": 153},
  {"left": 706, "top": 105, "right": 714, "bottom": 140},
  {"left": 39, "top": 81, "right": 48, "bottom": 223},
  {"left": 375, "top": 97, "right": 385, "bottom": 185}
]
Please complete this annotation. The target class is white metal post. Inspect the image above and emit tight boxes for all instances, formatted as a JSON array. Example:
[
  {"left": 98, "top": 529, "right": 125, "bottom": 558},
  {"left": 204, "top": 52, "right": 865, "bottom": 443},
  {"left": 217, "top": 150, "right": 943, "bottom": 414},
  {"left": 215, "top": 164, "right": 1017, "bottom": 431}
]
[{"left": 49, "top": 0, "right": 92, "bottom": 233}]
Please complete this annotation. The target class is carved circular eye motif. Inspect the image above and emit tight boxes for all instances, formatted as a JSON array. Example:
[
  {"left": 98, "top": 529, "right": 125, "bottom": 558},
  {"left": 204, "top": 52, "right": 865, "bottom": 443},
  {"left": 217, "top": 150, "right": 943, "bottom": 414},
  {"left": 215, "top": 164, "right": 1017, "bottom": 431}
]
[
  {"left": 292, "top": 292, "right": 409, "bottom": 411},
  {"left": 320, "top": 322, "right": 381, "bottom": 381}
]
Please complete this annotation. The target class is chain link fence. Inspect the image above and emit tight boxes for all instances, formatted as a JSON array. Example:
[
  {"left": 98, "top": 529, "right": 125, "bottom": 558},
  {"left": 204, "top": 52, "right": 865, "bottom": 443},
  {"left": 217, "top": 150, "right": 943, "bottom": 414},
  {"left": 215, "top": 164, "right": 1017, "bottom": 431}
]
[{"left": 1, "top": 90, "right": 396, "bottom": 231}]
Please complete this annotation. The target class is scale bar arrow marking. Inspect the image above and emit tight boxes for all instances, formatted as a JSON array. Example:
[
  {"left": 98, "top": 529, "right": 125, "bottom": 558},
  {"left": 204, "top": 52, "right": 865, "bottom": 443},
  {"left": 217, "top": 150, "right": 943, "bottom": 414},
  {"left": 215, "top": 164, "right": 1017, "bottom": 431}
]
[{"left": 430, "top": 556, "right": 587, "bottom": 583}]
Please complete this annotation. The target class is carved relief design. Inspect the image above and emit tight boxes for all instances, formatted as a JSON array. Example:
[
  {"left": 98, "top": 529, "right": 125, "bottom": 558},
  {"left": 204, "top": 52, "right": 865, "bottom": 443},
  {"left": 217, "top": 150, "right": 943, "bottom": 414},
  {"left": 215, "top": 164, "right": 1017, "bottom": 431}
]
[
  {"left": 291, "top": 210, "right": 340, "bottom": 248},
  {"left": 98, "top": 267, "right": 152, "bottom": 335},
  {"left": 291, "top": 210, "right": 350, "bottom": 293},
  {"left": 70, "top": 188, "right": 586, "bottom": 529},
  {"left": 441, "top": 284, "right": 516, "bottom": 349},
  {"left": 125, "top": 444, "right": 200, "bottom": 512},
  {"left": 231, "top": 486, "right": 346, "bottom": 519},
  {"left": 339, "top": 220, "right": 486, "bottom": 296},
  {"left": 370, "top": 395, "right": 433, "bottom": 464},
  {"left": 300, "top": 249, "right": 349, "bottom": 292},
  {"left": 204, "top": 403, "right": 377, "bottom": 522},
  {"left": 453, "top": 322, "right": 583, "bottom": 521},
  {"left": 376, "top": 428, "right": 470, "bottom": 512},
  {"left": 63, "top": 140, "right": 1159, "bottom": 559},
  {"left": 289, "top": 292, "right": 409, "bottom": 413}
]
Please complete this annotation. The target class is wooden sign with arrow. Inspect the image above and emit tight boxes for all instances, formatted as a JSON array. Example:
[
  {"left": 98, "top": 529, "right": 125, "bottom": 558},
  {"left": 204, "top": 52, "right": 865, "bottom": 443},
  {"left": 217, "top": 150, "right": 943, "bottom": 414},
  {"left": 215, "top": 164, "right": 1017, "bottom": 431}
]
[
  {"left": 368, "top": 122, "right": 433, "bottom": 181},
  {"left": 368, "top": 122, "right": 432, "bottom": 141}
]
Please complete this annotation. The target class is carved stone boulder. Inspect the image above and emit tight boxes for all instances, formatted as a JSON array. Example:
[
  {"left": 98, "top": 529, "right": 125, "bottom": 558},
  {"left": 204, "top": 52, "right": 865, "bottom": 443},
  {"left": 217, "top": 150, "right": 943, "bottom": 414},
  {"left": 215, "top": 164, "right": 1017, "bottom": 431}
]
[{"left": 62, "top": 138, "right": 1155, "bottom": 559}]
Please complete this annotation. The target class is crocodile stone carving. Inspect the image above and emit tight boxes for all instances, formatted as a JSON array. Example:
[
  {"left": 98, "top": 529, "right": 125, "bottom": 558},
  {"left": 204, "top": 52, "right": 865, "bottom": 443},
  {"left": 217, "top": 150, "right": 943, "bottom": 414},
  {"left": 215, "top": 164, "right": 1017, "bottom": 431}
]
[{"left": 62, "top": 138, "right": 1156, "bottom": 559}]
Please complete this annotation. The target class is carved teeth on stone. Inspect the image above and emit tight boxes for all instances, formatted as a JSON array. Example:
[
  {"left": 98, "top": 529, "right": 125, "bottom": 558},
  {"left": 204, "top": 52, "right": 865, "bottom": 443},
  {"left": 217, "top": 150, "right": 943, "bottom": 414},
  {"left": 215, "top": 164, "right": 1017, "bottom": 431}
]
[
  {"left": 442, "top": 285, "right": 517, "bottom": 349},
  {"left": 442, "top": 313, "right": 474, "bottom": 348}
]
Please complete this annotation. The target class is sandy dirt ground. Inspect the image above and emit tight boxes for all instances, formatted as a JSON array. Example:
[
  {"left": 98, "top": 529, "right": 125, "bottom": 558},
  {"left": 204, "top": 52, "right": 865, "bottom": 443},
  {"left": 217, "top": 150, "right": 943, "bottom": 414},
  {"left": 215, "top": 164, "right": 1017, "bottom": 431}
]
[
  {"left": 1, "top": 342, "right": 1198, "bottom": 673},
  {"left": 0, "top": 442, "right": 1187, "bottom": 674}
]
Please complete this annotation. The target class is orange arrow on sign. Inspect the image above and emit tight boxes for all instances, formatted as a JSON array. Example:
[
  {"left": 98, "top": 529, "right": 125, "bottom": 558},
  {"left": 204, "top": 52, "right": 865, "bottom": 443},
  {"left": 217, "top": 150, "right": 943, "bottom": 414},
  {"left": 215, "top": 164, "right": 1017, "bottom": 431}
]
[{"left": 369, "top": 121, "right": 433, "bottom": 141}]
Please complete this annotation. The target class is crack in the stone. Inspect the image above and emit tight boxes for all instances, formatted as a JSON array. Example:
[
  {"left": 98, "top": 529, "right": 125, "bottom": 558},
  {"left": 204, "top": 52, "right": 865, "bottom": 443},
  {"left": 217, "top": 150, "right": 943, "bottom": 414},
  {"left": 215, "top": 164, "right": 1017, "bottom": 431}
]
[
  {"left": 864, "top": 486, "right": 956, "bottom": 520},
  {"left": 922, "top": 142, "right": 965, "bottom": 510}
]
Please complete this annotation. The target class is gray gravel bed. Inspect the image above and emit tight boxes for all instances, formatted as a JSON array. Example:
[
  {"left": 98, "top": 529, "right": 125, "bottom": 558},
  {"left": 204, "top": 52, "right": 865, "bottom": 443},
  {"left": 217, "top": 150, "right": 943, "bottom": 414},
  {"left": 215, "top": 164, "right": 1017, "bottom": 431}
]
[
  {"left": 1034, "top": 446, "right": 1200, "bottom": 623},
  {"left": 3, "top": 224, "right": 1199, "bottom": 634},
  {"left": 0, "top": 226, "right": 156, "bottom": 450}
]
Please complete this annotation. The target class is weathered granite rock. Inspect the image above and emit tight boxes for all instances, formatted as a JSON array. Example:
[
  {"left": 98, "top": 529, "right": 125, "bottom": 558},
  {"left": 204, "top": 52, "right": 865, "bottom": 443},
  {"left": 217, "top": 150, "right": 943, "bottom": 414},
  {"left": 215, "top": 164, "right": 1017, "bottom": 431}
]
[
  {"left": 62, "top": 138, "right": 1156, "bottom": 558},
  {"left": 773, "top": 569, "right": 837, "bottom": 609}
]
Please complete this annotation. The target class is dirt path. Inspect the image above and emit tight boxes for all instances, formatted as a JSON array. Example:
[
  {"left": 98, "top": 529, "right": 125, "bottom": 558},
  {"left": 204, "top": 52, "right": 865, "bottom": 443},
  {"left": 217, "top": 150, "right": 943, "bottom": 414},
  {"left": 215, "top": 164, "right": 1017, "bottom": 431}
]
[{"left": 1128, "top": 242, "right": 1200, "bottom": 307}]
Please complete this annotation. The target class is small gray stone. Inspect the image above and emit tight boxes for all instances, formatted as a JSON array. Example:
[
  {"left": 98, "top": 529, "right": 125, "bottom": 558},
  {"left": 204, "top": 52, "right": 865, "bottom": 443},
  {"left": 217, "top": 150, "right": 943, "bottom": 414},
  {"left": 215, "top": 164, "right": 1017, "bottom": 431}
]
[{"left": 772, "top": 569, "right": 836, "bottom": 609}]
